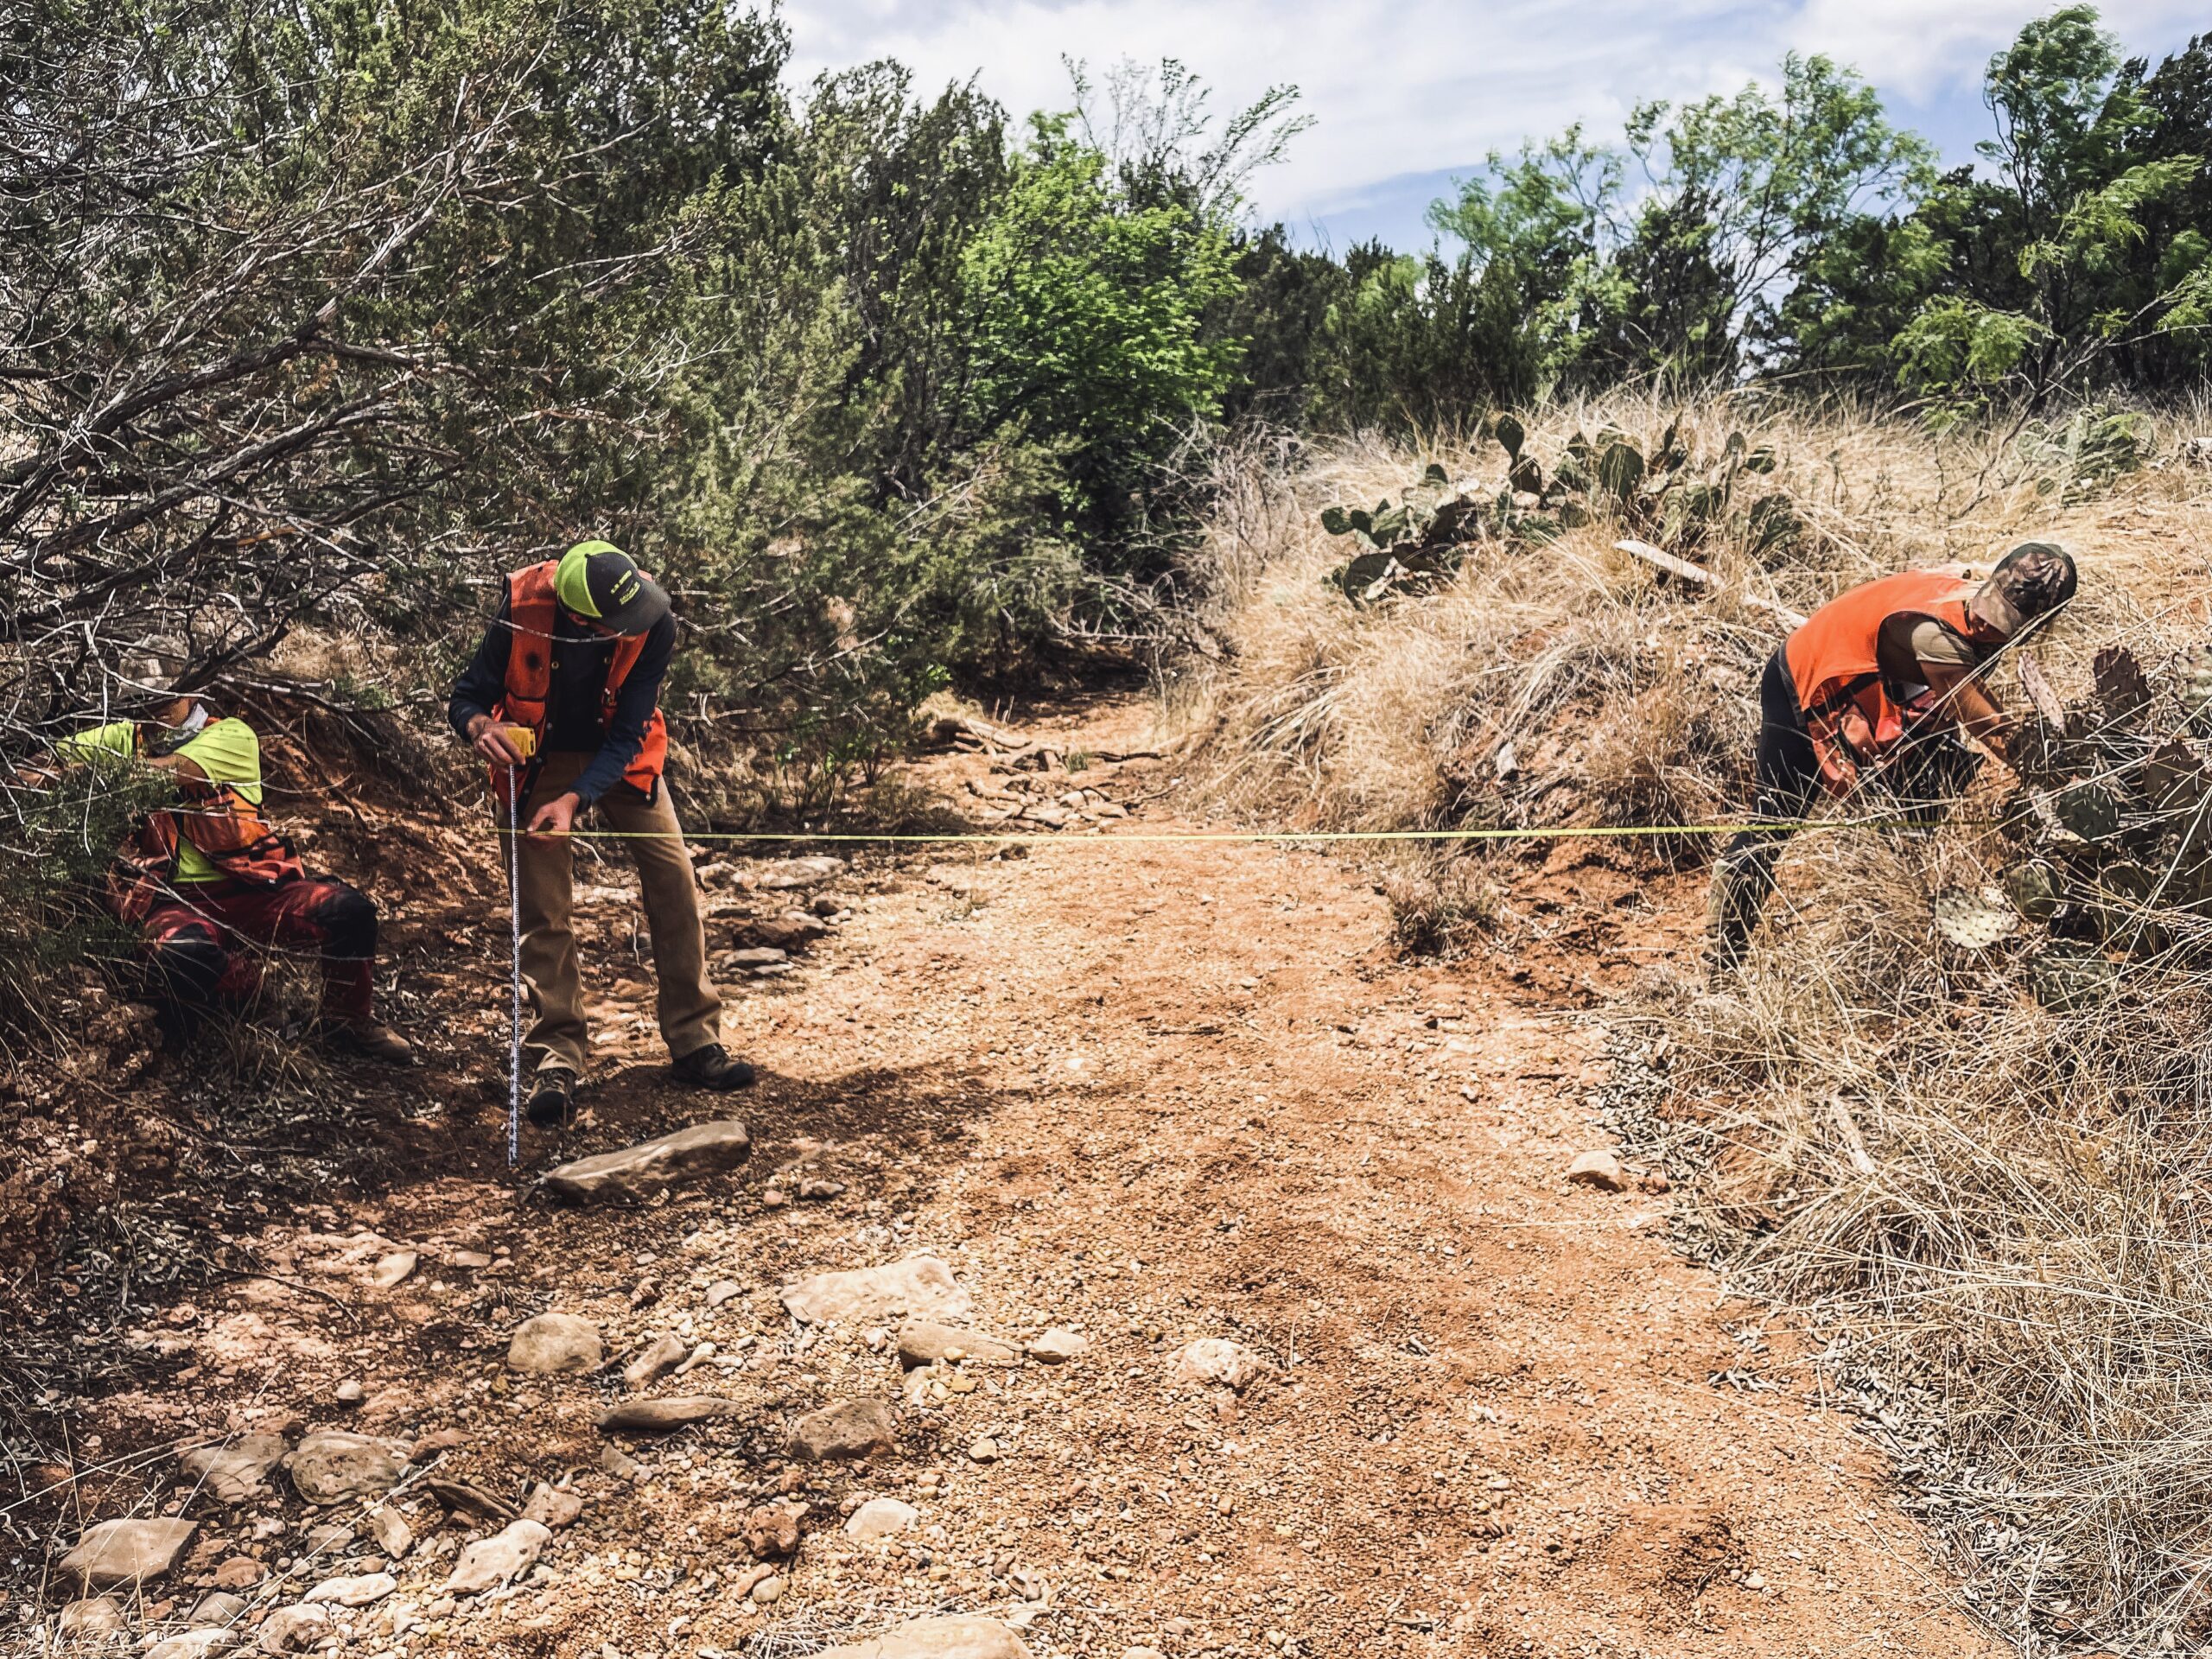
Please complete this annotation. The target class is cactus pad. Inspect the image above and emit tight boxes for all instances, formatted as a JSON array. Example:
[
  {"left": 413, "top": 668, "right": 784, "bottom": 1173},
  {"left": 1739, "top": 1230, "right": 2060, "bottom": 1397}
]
[
  {"left": 1932, "top": 886, "right": 2018, "bottom": 949},
  {"left": 2002, "top": 860, "right": 2063, "bottom": 924},
  {"left": 2054, "top": 781, "right": 2123, "bottom": 842},
  {"left": 2029, "top": 945, "right": 2120, "bottom": 1014}
]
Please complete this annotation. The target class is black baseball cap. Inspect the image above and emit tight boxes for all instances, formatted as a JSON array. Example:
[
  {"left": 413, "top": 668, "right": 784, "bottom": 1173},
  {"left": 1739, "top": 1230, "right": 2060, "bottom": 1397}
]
[{"left": 554, "top": 540, "right": 671, "bottom": 636}]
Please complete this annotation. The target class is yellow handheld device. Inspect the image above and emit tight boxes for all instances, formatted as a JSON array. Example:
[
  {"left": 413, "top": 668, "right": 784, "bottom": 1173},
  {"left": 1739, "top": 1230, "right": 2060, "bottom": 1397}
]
[{"left": 500, "top": 724, "right": 537, "bottom": 762}]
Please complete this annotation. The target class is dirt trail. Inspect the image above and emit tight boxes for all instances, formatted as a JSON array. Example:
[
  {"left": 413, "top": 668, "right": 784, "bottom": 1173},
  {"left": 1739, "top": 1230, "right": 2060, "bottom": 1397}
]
[{"left": 18, "top": 694, "right": 2001, "bottom": 1659}]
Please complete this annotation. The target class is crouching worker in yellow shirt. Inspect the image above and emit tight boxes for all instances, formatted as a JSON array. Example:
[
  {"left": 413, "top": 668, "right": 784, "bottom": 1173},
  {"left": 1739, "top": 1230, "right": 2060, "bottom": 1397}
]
[{"left": 53, "top": 665, "right": 412, "bottom": 1061}]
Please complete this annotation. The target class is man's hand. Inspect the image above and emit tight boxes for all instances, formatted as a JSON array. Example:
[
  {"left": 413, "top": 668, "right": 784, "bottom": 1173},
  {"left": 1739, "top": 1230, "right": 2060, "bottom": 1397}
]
[
  {"left": 467, "top": 713, "right": 526, "bottom": 766},
  {"left": 526, "top": 791, "right": 582, "bottom": 840}
]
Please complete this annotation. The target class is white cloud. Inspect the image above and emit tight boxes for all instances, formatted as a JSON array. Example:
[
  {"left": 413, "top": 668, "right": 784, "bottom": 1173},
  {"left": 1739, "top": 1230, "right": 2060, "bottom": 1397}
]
[{"left": 779, "top": 0, "right": 2209, "bottom": 242}]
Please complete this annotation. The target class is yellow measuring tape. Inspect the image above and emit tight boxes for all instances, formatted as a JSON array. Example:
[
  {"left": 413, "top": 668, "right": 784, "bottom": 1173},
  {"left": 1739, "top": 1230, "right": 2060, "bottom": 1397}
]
[{"left": 494, "top": 817, "right": 1962, "bottom": 844}]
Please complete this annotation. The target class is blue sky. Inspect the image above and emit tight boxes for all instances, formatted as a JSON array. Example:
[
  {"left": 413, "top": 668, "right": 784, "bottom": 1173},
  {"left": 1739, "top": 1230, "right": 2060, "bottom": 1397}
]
[{"left": 781, "top": 0, "right": 2205, "bottom": 250}]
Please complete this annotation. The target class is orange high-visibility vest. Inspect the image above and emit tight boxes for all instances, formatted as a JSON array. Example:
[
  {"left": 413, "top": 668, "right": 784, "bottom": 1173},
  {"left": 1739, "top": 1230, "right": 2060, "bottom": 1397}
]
[
  {"left": 1786, "top": 566, "right": 2000, "bottom": 793},
  {"left": 492, "top": 560, "right": 669, "bottom": 798},
  {"left": 111, "top": 720, "right": 303, "bottom": 922}
]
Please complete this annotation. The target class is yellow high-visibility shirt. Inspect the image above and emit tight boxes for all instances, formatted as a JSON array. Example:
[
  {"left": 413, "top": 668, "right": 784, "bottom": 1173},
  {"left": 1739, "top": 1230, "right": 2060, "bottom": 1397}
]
[{"left": 61, "top": 717, "right": 266, "bottom": 882}]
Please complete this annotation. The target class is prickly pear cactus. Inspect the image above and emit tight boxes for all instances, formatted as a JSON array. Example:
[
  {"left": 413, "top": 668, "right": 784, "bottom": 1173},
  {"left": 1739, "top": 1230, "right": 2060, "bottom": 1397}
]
[
  {"left": 1960, "top": 645, "right": 2212, "bottom": 1010},
  {"left": 1314, "top": 414, "right": 1812, "bottom": 604}
]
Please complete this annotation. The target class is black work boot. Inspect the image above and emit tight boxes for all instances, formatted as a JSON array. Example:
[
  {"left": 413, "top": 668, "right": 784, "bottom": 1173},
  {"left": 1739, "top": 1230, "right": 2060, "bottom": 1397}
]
[
  {"left": 671, "top": 1043, "right": 756, "bottom": 1090},
  {"left": 526, "top": 1065, "right": 579, "bottom": 1128},
  {"left": 1705, "top": 844, "right": 1775, "bottom": 981}
]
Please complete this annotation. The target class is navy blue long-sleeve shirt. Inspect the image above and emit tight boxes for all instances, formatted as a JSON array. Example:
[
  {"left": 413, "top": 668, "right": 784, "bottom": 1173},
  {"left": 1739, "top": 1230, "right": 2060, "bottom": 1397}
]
[{"left": 448, "top": 592, "right": 677, "bottom": 806}]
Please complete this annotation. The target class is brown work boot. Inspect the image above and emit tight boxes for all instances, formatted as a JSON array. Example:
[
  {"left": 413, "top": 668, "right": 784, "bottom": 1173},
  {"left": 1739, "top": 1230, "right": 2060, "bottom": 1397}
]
[
  {"left": 324, "top": 1017, "right": 415, "bottom": 1065},
  {"left": 526, "top": 1065, "right": 580, "bottom": 1128},
  {"left": 671, "top": 1043, "right": 756, "bottom": 1090}
]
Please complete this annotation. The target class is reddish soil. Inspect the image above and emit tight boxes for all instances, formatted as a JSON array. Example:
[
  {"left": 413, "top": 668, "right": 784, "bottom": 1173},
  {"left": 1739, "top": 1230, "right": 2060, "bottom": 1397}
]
[{"left": 3, "top": 692, "right": 2002, "bottom": 1658}]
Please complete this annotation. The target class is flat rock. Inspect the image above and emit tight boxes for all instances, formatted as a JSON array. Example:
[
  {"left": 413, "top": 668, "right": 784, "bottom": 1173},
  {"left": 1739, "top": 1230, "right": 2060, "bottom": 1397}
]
[
  {"left": 303, "top": 1571, "right": 395, "bottom": 1606},
  {"left": 1173, "top": 1338, "right": 1264, "bottom": 1393},
  {"left": 624, "top": 1332, "right": 688, "bottom": 1388},
  {"left": 788, "top": 1397, "right": 898, "bottom": 1460},
  {"left": 845, "top": 1497, "right": 918, "bottom": 1541},
  {"left": 61, "top": 1517, "right": 196, "bottom": 1589},
  {"left": 1026, "top": 1327, "right": 1087, "bottom": 1365},
  {"left": 596, "top": 1395, "right": 743, "bottom": 1433},
  {"left": 896, "top": 1321, "right": 1020, "bottom": 1369},
  {"left": 506, "top": 1313, "right": 603, "bottom": 1375},
  {"left": 753, "top": 855, "right": 845, "bottom": 889},
  {"left": 543, "top": 1120, "right": 752, "bottom": 1202},
  {"left": 189, "top": 1591, "right": 247, "bottom": 1627},
  {"left": 521, "top": 1484, "right": 582, "bottom": 1529},
  {"left": 57, "top": 1596, "right": 125, "bottom": 1637},
  {"left": 780, "top": 1255, "right": 971, "bottom": 1326},
  {"left": 444, "top": 1519, "right": 550, "bottom": 1596},
  {"left": 147, "top": 1633, "right": 236, "bottom": 1659},
  {"left": 810, "top": 1614, "right": 1033, "bottom": 1658},
  {"left": 213, "top": 1556, "right": 264, "bottom": 1588},
  {"left": 365, "top": 1505, "right": 413, "bottom": 1559},
  {"left": 179, "top": 1432, "right": 289, "bottom": 1505},
  {"left": 371, "top": 1250, "right": 417, "bottom": 1289},
  {"left": 257, "top": 1603, "right": 328, "bottom": 1653},
  {"left": 1567, "top": 1149, "right": 1628, "bottom": 1192},
  {"left": 288, "top": 1432, "right": 409, "bottom": 1505},
  {"left": 704, "top": 1280, "right": 744, "bottom": 1307}
]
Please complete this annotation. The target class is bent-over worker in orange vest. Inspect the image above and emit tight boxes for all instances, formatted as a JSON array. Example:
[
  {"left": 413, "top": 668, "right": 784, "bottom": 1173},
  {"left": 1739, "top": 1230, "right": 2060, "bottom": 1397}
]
[
  {"left": 1707, "top": 541, "right": 2079, "bottom": 970},
  {"left": 448, "top": 540, "right": 753, "bottom": 1124}
]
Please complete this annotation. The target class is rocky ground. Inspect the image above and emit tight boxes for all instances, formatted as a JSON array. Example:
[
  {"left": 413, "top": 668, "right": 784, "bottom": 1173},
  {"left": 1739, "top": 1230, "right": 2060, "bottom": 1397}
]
[{"left": 5, "top": 695, "right": 2004, "bottom": 1658}]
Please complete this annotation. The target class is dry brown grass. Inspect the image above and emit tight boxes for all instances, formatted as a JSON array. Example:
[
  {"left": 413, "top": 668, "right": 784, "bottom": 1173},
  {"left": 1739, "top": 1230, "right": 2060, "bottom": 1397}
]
[{"left": 1183, "top": 389, "right": 2212, "bottom": 1643}]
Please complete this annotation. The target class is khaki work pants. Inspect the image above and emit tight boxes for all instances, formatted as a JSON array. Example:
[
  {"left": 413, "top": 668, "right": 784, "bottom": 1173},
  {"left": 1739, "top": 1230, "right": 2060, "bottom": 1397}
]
[{"left": 502, "top": 752, "right": 721, "bottom": 1075}]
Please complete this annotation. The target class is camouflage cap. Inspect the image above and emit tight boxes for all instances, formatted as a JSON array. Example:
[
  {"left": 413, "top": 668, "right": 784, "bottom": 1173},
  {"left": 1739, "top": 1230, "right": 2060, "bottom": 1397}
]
[{"left": 1971, "top": 541, "right": 2077, "bottom": 637}]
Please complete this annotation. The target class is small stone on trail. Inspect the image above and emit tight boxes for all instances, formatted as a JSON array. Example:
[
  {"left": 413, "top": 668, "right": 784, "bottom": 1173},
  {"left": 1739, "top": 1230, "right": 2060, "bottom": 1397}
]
[
  {"left": 543, "top": 1120, "right": 752, "bottom": 1202},
  {"left": 845, "top": 1497, "right": 918, "bottom": 1541},
  {"left": 334, "top": 1379, "right": 364, "bottom": 1406},
  {"left": 762, "top": 1186, "right": 791, "bottom": 1207},
  {"left": 897, "top": 1321, "right": 1020, "bottom": 1369},
  {"left": 623, "top": 1332, "right": 688, "bottom": 1388},
  {"left": 780, "top": 1255, "right": 972, "bottom": 1326},
  {"left": 449, "top": 1249, "right": 494, "bottom": 1269},
  {"left": 798, "top": 1177, "right": 846, "bottom": 1200},
  {"left": 427, "top": 1478, "right": 513, "bottom": 1521},
  {"left": 257, "top": 1603, "right": 329, "bottom": 1654},
  {"left": 443, "top": 1518, "right": 551, "bottom": 1596},
  {"left": 370, "top": 1249, "right": 417, "bottom": 1289},
  {"left": 145, "top": 1631, "right": 235, "bottom": 1659},
  {"left": 1123, "top": 1649, "right": 1169, "bottom": 1659},
  {"left": 188, "top": 1591, "right": 246, "bottom": 1627},
  {"left": 597, "top": 1395, "right": 743, "bottom": 1433},
  {"left": 753, "top": 855, "right": 845, "bottom": 889},
  {"left": 213, "top": 1556, "right": 264, "bottom": 1588},
  {"left": 56, "top": 1596, "right": 124, "bottom": 1637},
  {"left": 751, "top": 1573, "right": 785, "bottom": 1605},
  {"left": 365, "top": 1506, "right": 413, "bottom": 1559},
  {"left": 506, "top": 1312, "right": 603, "bottom": 1376},
  {"left": 809, "top": 1614, "right": 1033, "bottom": 1659},
  {"left": 599, "top": 1443, "right": 645, "bottom": 1482},
  {"left": 522, "top": 1483, "right": 583, "bottom": 1529},
  {"left": 61, "top": 1517, "right": 195, "bottom": 1589},
  {"left": 1026, "top": 1327, "right": 1087, "bottom": 1365},
  {"left": 745, "top": 1502, "right": 806, "bottom": 1557},
  {"left": 705, "top": 1280, "right": 744, "bottom": 1308},
  {"left": 1567, "top": 1149, "right": 1628, "bottom": 1192},
  {"left": 179, "top": 1431, "right": 289, "bottom": 1504},
  {"left": 304, "top": 1571, "right": 396, "bottom": 1606},
  {"left": 1643, "top": 1169, "right": 1672, "bottom": 1194},
  {"left": 1173, "top": 1338, "right": 1264, "bottom": 1393},
  {"left": 288, "top": 1431, "right": 409, "bottom": 1506},
  {"left": 968, "top": 1436, "right": 1001, "bottom": 1463},
  {"left": 788, "top": 1398, "right": 898, "bottom": 1460}
]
